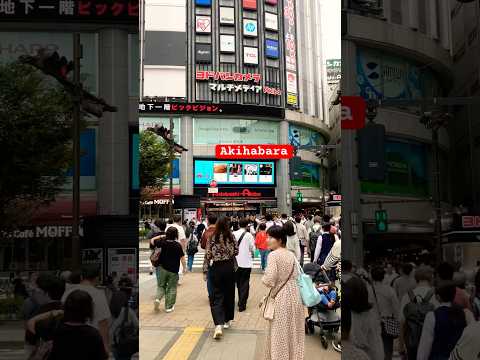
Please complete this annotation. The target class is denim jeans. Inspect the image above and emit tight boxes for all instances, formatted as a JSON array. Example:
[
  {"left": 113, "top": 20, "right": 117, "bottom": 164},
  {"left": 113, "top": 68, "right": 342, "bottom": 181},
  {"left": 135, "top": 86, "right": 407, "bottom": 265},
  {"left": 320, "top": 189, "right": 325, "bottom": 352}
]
[
  {"left": 187, "top": 254, "right": 195, "bottom": 271},
  {"left": 259, "top": 249, "right": 270, "bottom": 270},
  {"left": 206, "top": 267, "right": 214, "bottom": 299}
]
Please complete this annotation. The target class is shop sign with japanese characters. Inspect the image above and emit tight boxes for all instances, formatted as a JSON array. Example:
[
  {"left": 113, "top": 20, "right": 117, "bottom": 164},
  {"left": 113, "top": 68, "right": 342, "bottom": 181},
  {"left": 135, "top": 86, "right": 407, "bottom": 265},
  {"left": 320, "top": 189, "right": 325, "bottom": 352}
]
[{"left": 0, "top": 0, "right": 138, "bottom": 23}]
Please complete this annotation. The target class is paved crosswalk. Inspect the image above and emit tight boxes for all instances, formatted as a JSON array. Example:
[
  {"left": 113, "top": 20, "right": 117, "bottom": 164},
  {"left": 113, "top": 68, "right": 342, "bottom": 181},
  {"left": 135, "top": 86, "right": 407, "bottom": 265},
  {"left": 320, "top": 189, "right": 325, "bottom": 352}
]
[{"left": 140, "top": 249, "right": 311, "bottom": 273}]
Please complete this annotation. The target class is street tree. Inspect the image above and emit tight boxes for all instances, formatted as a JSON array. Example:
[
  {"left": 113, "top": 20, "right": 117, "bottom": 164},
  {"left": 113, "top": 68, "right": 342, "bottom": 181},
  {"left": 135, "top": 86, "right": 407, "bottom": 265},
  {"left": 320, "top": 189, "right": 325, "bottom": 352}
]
[
  {"left": 0, "top": 62, "right": 79, "bottom": 231},
  {"left": 139, "top": 130, "right": 173, "bottom": 199}
]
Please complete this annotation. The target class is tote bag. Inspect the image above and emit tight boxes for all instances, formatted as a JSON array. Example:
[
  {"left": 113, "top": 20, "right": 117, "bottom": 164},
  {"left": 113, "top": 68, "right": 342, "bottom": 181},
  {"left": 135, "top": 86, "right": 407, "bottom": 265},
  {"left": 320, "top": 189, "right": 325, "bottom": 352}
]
[{"left": 295, "top": 258, "right": 321, "bottom": 307}]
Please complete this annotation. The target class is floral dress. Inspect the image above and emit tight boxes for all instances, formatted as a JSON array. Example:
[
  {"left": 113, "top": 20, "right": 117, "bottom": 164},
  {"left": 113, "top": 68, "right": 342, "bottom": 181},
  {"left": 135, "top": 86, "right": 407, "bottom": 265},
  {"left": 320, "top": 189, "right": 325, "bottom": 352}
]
[{"left": 262, "top": 248, "right": 305, "bottom": 360}]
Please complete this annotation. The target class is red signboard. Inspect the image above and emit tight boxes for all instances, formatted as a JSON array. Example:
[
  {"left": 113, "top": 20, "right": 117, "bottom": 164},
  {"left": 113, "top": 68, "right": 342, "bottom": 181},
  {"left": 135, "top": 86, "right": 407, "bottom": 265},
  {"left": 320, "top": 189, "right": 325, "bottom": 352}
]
[
  {"left": 215, "top": 144, "right": 294, "bottom": 159},
  {"left": 266, "top": 0, "right": 278, "bottom": 4},
  {"left": 462, "top": 216, "right": 480, "bottom": 228},
  {"left": 243, "top": 0, "right": 257, "bottom": 10},
  {"left": 211, "top": 189, "right": 262, "bottom": 198},
  {"left": 341, "top": 96, "right": 366, "bottom": 130},
  {"left": 196, "top": 71, "right": 262, "bottom": 83}
]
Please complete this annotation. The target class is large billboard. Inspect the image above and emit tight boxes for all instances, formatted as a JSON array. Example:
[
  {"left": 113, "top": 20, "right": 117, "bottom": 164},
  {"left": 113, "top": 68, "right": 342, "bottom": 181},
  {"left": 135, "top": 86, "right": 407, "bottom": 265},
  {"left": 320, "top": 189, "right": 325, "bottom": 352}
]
[
  {"left": 194, "top": 160, "right": 275, "bottom": 185},
  {"left": 284, "top": 0, "right": 299, "bottom": 107}
]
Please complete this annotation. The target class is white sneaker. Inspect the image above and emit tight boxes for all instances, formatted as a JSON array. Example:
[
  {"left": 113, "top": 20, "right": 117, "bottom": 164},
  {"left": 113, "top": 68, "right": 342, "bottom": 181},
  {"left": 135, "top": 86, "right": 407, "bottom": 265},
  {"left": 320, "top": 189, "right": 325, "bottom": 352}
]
[
  {"left": 165, "top": 306, "right": 175, "bottom": 313},
  {"left": 223, "top": 321, "right": 231, "bottom": 329},
  {"left": 154, "top": 299, "right": 160, "bottom": 312},
  {"left": 213, "top": 325, "right": 223, "bottom": 339}
]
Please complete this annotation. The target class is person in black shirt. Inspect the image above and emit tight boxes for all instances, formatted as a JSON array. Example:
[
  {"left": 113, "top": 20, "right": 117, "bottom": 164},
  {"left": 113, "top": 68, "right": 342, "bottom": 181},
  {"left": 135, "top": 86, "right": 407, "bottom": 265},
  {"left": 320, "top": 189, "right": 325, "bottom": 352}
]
[
  {"left": 153, "top": 227, "right": 186, "bottom": 312},
  {"left": 30, "top": 289, "right": 108, "bottom": 360}
]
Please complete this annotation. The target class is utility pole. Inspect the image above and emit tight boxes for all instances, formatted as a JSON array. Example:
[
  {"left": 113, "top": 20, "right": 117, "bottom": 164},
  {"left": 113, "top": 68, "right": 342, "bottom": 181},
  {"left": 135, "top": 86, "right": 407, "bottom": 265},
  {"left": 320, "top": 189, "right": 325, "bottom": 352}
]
[
  {"left": 72, "top": 33, "right": 82, "bottom": 270},
  {"left": 169, "top": 117, "right": 174, "bottom": 219}
]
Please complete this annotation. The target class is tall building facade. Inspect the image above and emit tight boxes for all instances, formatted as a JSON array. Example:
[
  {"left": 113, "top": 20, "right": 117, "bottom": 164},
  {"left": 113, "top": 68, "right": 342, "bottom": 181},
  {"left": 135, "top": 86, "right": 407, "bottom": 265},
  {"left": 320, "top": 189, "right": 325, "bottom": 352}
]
[
  {"left": 0, "top": 3, "right": 139, "bottom": 272},
  {"left": 341, "top": 0, "right": 453, "bottom": 264},
  {"left": 140, "top": 0, "right": 330, "bottom": 218}
]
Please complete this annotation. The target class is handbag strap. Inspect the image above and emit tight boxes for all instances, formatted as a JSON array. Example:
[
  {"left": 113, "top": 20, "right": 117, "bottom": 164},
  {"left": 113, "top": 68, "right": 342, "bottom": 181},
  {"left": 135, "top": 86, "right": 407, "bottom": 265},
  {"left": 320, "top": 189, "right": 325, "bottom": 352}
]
[{"left": 271, "top": 260, "right": 295, "bottom": 299}]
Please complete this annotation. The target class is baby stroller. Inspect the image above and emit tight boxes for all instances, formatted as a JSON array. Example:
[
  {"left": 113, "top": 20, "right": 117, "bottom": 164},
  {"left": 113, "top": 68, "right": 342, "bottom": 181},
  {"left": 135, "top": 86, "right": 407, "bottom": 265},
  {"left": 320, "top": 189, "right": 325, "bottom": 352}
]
[{"left": 303, "top": 263, "right": 341, "bottom": 352}]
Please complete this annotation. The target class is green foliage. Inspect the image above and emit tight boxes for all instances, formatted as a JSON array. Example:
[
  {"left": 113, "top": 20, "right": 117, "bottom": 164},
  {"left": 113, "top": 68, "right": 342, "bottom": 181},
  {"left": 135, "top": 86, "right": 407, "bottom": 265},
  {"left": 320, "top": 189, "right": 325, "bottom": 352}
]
[
  {"left": 139, "top": 130, "right": 173, "bottom": 190},
  {"left": 0, "top": 62, "right": 78, "bottom": 230}
]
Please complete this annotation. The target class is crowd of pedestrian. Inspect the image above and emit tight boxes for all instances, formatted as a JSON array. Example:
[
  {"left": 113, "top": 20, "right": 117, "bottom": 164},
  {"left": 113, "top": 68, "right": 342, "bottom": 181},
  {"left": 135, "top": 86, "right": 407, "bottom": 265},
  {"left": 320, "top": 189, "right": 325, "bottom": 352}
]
[
  {"left": 342, "top": 255, "right": 480, "bottom": 360},
  {"left": 15, "top": 266, "right": 139, "bottom": 360},
  {"left": 146, "top": 210, "right": 342, "bottom": 360}
]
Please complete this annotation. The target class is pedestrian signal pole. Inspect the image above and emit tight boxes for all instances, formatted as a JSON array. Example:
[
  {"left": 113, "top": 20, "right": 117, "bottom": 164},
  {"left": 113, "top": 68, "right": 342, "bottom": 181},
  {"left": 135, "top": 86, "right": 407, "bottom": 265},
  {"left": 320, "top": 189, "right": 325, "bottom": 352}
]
[{"left": 169, "top": 117, "right": 174, "bottom": 219}]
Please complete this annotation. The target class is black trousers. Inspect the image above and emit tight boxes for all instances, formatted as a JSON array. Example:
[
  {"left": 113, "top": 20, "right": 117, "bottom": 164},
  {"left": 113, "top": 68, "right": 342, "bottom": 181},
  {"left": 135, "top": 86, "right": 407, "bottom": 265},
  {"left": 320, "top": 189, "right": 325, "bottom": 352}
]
[
  {"left": 235, "top": 267, "right": 251, "bottom": 311},
  {"left": 210, "top": 259, "right": 236, "bottom": 326},
  {"left": 381, "top": 332, "right": 393, "bottom": 360},
  {"left": 299, "top": 244, "right": 305, "bottom": 267}
]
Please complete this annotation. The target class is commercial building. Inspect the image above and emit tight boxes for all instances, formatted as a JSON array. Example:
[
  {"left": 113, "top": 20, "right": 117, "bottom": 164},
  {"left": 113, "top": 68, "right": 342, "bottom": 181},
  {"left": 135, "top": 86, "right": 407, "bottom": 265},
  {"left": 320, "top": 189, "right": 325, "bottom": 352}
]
[
  {"left": 341, "top": 0, "right": 453, "bottom": 264},
  {"left": 0, "top": 2, "right": 139, "bottom": 274},
  {"left": 140, "top": 0, "right": 330, "bottom": 219}
]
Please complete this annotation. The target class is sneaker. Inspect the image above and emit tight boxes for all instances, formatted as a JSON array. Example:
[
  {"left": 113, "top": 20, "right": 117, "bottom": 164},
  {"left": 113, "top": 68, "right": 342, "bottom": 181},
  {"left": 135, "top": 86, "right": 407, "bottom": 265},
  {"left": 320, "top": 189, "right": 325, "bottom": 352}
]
[
  {"left": 165, "top": 306, "right": 175, "bottom": 313},
  {"left": 154, "top": 299, "right": 160, "bottom": 312},
  {"left": 213, "top": 325, "right": 223, "bottom": 339},
  {"left": 223, "top": 321, "right": 231, "bottom": 329}
]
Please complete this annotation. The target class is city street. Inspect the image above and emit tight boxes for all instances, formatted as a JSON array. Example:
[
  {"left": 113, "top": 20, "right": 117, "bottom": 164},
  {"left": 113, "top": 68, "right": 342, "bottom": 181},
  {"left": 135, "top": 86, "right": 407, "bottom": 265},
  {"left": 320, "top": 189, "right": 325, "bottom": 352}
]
[{"left": 139, "top": 272, "right": 339, "bottom": 360}]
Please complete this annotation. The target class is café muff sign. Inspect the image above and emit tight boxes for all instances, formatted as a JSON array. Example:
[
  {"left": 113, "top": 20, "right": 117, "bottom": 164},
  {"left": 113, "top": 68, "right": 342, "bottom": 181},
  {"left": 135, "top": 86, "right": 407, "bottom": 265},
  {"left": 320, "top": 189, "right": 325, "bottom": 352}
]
[{"left": 9, "top": 225, "right": 73, "bottom": 239}]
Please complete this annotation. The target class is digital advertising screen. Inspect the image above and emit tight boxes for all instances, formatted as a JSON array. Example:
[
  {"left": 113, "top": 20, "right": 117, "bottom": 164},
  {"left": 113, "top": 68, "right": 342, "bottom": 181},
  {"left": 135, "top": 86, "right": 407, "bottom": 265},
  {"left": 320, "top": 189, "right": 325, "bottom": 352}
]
[{"left": 194, "top": 160, "right": 275, "bottom": 185}]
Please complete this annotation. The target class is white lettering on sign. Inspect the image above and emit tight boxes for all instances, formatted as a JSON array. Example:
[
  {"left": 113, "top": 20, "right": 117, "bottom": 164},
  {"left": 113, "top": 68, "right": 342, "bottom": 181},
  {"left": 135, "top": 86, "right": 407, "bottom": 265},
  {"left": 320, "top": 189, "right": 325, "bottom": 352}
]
[
  {"left": 8, "top": 226, "right": 73, "bottom": 238},
  {"left": 208, "top": 83, "right": 281, "bottom": 96}
]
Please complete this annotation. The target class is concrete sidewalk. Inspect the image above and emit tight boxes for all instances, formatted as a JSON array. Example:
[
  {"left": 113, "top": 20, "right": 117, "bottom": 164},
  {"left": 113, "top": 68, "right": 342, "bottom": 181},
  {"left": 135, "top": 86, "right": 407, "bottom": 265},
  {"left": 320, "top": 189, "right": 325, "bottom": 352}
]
[{"left": 140, "top": 272, "right": 340, "bottom": 360}]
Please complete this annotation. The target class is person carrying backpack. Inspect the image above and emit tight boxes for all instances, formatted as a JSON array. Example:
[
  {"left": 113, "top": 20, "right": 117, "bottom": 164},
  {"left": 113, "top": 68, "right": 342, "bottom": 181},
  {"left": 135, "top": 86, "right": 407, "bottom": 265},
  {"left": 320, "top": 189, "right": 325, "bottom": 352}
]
[
  {"left": 186, "top": 222, "right": 199, "bottom": 272},
  {"left": 398, "top": 266, "right": 438, "bottom": 360}
]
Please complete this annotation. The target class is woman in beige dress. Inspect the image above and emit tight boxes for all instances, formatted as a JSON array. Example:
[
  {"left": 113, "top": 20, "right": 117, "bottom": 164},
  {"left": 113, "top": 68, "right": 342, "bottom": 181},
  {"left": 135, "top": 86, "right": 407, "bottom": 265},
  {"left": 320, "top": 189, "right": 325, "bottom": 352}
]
[{"left": 262, "top": 225, "right": 305, "bottom": 360}]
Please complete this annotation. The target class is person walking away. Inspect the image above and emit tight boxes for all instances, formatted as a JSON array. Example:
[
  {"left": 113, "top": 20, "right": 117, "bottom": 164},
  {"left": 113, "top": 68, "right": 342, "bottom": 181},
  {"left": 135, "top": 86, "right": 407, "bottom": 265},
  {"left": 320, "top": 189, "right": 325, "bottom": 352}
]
[
  {"left": 304, "top": 215, "right": 314, "bottom": 235},
  {"left": 308, "top": 216, "right": 322, "bottom": 263},
  {"left": 371, "top": 266, "right": 400, "bottom": 360},
  {"left": 201, "top": 214, "right": 218, "bottom": 299},
  {"left": 61, "top": 265, "right": 111, "bottom": 354},
  {"left": 203, "top": 216, "right": 238, "bottom": 339},
  {"left": 280, "top": 213, "right": 288, "bottom": 224},
  {"left": 393, "top": 263, "right": 416, "bottom": 301},
  {"left": 149, "top": 221, "right": 167, "bottom": 275},
  {"left": 265, "top": 214, "right": 275, "bottom": 230},
  {"left": 342, "top": 276, "right": 379, "bottom": 360},
  {"left": 398, "top": 266, "right": 439, "bottom": 360},
  {"left": 436, "top": 262, "right": 472, "bottom": 311},
  {"left": 313, "top": 224, "right": 335, "bottom": 267},
  {"left": 262, "top": 225, "right": 305, "bottom": 360},
  {"left": 449, "top": 320, "right": 480, "bottom": 360},
  {"left": 186, "top": 222, "right": 199, "bottom": 272},
  {"left": 417, "top": 282, "right": 474, "bottom": 360},
  {"left": 167, "top": 215, "right": 187, "bottom": 280},
  {"left": 294, "top": 216, "right": 308, "bottom": 267},
  {"left": 255, "top": 223, "right": 269, "bottom": 271},
  {"left": 30, "top": 290, "right": 109, "bottom": 360},
  {"left": 152, "top": 227, "right": 186, "bottom": 312},
  {"left": 233, "top": 218, "right": 255, "bottom": 312},
  {"left": 383, "top": 263, "right": 399, "bottom": 287},
  {"left": 284, "top": 221, "right": 301, "bottom": 261}
]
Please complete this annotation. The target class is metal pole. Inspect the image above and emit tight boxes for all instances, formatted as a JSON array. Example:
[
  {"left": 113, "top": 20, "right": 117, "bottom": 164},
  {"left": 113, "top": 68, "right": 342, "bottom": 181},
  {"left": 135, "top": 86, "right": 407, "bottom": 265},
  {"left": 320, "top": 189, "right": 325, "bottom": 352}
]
[
  {"left": 169, "top": 117, "right": 174, "bottom": 219},
  {"left": 432, "top": 128, "right": 442, "bottom": 265},
  {"left": 321, "top": 157, "right": 326, "bottom": 215},
  {"left": 71, "top": 33, "right": 82, "bottom": 270}
]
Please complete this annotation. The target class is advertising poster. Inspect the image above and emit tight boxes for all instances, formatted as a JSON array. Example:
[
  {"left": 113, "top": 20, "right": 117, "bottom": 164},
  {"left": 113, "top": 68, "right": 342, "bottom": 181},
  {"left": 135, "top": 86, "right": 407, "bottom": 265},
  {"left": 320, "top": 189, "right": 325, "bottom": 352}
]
[
  {"left": 183, "top": 208, "right": 198, "bottom": 223},
  {"left": 108, "top": 248, "right": 137, "bottom": 284},
  {"left": 243, "top": 19, "right": 258, "bottom": 37},
  {"left": 220, "top": 7, "right": 235, "bottom": 25},
  {"left": 196, "top": 44, "right": 212, "bottom": 63},
  {"left": 243, "top": 0, "right": 257, "bottom": 10},
  {"left": 220, "top": 35, "right": 235, "bottom": 53},
  {"left": 194, "top": 160, "right": 275, "bottom": 185},
  {"left": 284, "top": 0, "right": 299, "bottom": 106},
  {"left": 81, "top": 248, "right": 103, "bottom": 281},
  {"left": 196, "top": 16, "right": 211, "bottom": 33},
  {"left": 326, "top": 59, "right": 341, "bottom": 83},
  {"left": 244, "top": 46, "right": 258, "bottom": 64},
  {"left": 265, "top": 12, "right": 278, "bottom": 31},
  {"left": 266, "top": 39, "right": 279, "bottom": 59}
]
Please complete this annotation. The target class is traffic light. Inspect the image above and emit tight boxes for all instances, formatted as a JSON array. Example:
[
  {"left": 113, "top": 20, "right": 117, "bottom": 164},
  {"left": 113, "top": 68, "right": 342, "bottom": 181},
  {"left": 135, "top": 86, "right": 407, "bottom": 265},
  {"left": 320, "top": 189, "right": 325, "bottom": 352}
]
[
  {"left": 296, "top": 191, "right": 303, "bottom": 203},
  {"left": 375, "top": 209, "right": 388, "bottom": 232},
  {"left": 19, "top": 49, "right": 117, "bottom": 118}
]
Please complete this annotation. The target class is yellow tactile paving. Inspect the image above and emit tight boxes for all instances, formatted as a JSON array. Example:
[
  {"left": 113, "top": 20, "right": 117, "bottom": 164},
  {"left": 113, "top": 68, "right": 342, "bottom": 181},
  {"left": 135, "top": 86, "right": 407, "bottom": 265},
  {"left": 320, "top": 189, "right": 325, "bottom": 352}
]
[{"left": 162, "top": 326, "right": 205, "bottom": 360}]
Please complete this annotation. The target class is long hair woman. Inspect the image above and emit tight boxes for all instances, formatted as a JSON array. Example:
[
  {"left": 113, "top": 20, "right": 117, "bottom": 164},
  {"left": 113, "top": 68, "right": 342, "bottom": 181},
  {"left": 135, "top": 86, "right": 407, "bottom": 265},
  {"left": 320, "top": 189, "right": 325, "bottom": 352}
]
[
  {"left": 262, "top": 225, "right": 305, "bottom": 360},
  {"left": 203, "top": 216, "right": 238, "bottom": 339}
]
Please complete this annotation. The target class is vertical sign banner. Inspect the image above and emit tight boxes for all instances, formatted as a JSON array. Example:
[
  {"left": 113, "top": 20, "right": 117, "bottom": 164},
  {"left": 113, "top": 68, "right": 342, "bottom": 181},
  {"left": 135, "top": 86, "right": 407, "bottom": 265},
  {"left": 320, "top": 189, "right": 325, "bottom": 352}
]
[
  {"left": 284, "top": 0, "right": 298, "bottom": 107},
  {"left": 243, "top": 0, "right": 257, "bottom": 10},
  {"left": 326, "top": 59, "right": 341, "bottom": 83}
]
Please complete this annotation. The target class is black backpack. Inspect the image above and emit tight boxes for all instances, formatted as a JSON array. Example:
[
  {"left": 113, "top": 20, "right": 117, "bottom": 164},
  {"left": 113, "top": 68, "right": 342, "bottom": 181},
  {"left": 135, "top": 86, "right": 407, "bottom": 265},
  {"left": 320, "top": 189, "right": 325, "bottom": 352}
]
[
  {"left": 309, "top": 228, "right": 322, "bottom": 256},
  {"left": 113, "top": 307, "right": 139, "bottom": 357},
  {"left": 403, "top": 289, "right": 435, "bottom": 351},
  {"left": 186, "top": 234, "right": 199, "bottom": 255}
]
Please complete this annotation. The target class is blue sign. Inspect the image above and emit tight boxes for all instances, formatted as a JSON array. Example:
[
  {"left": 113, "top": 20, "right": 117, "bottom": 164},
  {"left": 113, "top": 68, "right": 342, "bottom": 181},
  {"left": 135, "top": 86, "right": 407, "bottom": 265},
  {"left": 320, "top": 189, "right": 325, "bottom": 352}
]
[
  {"left": 246, "top": 22, "right": 256, "bottom": 32},
  {"left": 196, "top": 0, "right": 211, "bottom": 6},
  {"left": 265, "top": 39, "right": 279, "bottom": 59}
]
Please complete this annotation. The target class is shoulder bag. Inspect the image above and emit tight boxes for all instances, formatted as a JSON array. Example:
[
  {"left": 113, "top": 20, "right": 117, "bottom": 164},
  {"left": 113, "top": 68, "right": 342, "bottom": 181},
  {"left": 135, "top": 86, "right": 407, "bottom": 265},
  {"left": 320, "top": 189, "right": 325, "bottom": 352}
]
[
  {"left": 295, "top": 257, "right": 322, "bottom": 307},
  {"left": 372, "top": 283, "right": 400, "bottom": 339},
  {"left": 260, "top": 261, "right": 295, "bottom": 321}
]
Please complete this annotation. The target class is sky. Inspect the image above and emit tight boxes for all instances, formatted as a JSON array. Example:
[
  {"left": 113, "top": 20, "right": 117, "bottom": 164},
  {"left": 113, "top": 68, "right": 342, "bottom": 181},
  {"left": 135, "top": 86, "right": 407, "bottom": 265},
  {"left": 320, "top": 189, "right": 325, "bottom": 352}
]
[{"left": 320, "top": 0, "right": 341, "bottom": 60}]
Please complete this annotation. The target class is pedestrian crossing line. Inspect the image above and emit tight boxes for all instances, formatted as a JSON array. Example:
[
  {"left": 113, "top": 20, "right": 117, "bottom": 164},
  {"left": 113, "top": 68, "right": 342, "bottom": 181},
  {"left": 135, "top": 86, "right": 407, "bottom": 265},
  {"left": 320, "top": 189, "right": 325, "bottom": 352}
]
[{"left": 161, "top": 326, "right": 205, "bottom": 360}]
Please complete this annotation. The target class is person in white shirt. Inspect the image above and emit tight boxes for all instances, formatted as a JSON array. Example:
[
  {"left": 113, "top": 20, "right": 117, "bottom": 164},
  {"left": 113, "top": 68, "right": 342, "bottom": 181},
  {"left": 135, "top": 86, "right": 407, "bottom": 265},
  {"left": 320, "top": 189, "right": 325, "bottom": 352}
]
[
  {"left": 61, "top": 265, "right": 111, "bottom": 354},
  {"left": 284, "top": 220, "right": 301, "bottom": 261},
  {"left": 233, "top": 218, "right": 255, "bottom": 312},
  {"left": 167, "top": 215, "right": 187, "bottom": 281},
  {"left": 265, "top": 213, "right": 275, "bottom": 230},
  {"left": 417, "top": 282, "right": 474, "bottom": 360},
  {"left": 383, "top": 263, "right": 399, "bottom": 287},
  {"left": 294, "top": 216, "right": 308, "bottom": 266}
]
